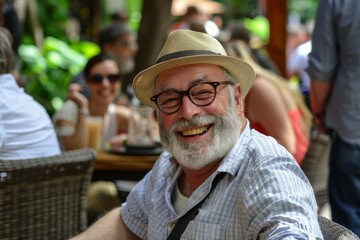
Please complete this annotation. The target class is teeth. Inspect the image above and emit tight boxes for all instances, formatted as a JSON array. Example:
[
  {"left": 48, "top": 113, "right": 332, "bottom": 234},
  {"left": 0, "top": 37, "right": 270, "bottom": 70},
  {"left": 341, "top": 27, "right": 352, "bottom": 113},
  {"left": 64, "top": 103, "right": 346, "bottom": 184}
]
[{"left": 182, "top": 126, "right": 208, "bottom": 136}]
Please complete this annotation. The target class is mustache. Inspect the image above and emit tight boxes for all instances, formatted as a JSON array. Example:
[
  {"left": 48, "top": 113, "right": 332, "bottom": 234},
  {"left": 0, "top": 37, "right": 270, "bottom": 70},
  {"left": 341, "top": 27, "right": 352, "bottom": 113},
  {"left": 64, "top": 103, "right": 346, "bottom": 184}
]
[{"left": 169, "top": 115, "right": 216, "bottom": 133}]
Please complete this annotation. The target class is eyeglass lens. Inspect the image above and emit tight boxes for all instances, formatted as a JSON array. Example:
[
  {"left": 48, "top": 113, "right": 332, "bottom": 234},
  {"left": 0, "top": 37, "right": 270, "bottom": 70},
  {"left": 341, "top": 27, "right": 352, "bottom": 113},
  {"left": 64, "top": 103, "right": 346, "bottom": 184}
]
[
  {"left": 89, "top": 74, "right": 122, "bottom": 84},
  {"left": 151, "top": 81, "right": 232, "bottom": 114}
]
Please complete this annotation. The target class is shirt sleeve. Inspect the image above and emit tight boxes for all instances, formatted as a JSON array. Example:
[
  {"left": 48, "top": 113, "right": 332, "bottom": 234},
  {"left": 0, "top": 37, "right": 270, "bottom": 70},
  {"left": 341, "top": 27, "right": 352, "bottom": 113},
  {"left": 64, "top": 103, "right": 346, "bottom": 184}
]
[
  {"left": 0, "top": 121, "right": 4, "bottom": 149},
  {"left": 245, "top": 155, "right": 322, "bottom": 239},
  {"left": 120, "top": 171, "right": 153, "bottom": 239},
  {"left": 52, "top": 100, "right": 78, "bottom": 136},
  {"left": 307, "top": 0, "right": 338, "bottom": 82}
]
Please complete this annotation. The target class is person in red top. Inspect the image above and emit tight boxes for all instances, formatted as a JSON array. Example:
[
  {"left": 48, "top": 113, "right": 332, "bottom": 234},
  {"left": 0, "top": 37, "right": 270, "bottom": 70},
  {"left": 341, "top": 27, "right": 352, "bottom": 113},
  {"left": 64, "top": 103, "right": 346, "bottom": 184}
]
[{"left": 226, "top": 41, "right": 311, "bottom": 165}]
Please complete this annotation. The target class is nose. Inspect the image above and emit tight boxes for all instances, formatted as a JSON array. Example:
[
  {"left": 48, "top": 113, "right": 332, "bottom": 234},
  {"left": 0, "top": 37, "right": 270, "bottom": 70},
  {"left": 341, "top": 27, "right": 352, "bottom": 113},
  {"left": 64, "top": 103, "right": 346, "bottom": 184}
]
[
  {"left": 177, "top": 95, "right": 200, "bottom": 120},
  {"left": 101, "top": 77, "right": 112, "bottom": 86}
]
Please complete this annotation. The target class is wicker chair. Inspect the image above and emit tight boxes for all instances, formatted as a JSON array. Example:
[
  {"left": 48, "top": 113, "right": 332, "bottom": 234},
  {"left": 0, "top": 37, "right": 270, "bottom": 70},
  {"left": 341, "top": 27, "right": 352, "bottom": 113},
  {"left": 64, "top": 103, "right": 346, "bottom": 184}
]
[
  {"left": 0, "top": 148, "right": 96, "bottom": 240},
  {"left": 318, "top": 215, "right": 360, "bottom": 239},
  {"left": 301, "top": 131, "right": 331, "bottom": 208}
]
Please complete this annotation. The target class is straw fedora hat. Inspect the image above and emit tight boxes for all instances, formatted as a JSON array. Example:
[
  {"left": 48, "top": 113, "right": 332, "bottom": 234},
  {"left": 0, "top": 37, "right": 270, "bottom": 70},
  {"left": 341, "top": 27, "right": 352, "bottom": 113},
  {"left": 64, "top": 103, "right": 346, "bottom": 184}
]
[{"left": 133, "top": 29, "right": 255, "bottom": 108}]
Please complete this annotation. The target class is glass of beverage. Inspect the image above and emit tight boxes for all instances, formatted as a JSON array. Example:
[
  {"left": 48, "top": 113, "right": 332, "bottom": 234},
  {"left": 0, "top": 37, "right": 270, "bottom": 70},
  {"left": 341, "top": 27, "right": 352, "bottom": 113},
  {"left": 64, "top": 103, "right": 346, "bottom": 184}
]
[
  {"left": 127, "top": 105, "right": 156, "bottom": 147},
  {"left": 86, "top": 116, "right": 103, "bottom": 150}
]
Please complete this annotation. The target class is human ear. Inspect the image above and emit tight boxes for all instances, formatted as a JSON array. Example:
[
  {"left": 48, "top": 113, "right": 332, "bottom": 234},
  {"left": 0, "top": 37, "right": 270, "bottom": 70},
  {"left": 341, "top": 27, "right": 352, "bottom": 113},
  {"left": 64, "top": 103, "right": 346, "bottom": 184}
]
[{"left": 234, "top": 84, "right": 245, "bottom": 113}]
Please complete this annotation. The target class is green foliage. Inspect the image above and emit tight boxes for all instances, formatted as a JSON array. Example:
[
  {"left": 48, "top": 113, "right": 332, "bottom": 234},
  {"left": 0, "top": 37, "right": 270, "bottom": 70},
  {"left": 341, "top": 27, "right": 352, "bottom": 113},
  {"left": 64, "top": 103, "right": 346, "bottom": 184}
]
[
  {"left": 224, "top": 0, "right": 319, "bottom": 24},
  {"left": 243, "top": 16, "right": 269, "bottom": 42},
  {"left": 18, "top": 38, "right": 100, "bottom": 117},
  {"left": 37, "top": 0, "right": 70, "bottom": 41},
  {"left": 18, "top": 0, "right": 104, "bottom": 117},
  {"left": 288, "top": 0, "right": 320, "bottom": 22},
  {"left": 226, "top": 0, "right": 258, "bottom": 18},
  {"left": 125, "top": 0, "right": 143, "bottom": 31}
]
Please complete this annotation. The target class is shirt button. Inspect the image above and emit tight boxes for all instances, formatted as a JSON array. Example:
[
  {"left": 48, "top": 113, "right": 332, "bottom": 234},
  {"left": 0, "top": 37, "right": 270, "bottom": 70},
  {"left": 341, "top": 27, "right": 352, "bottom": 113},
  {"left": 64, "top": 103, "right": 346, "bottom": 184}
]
[{"left": 171, "top": 222, "right": 176, "bottom": 228}]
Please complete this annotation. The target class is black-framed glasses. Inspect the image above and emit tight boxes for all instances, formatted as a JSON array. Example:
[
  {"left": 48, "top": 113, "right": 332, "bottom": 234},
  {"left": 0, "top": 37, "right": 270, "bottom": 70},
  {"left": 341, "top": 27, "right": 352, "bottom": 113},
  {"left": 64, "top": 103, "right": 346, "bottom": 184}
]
[
  {"left": 88, "top": 74, "right": 122, "bottom": 84},
  {"left": 150, "top": 81, "right": 234, "bottom": 114}
]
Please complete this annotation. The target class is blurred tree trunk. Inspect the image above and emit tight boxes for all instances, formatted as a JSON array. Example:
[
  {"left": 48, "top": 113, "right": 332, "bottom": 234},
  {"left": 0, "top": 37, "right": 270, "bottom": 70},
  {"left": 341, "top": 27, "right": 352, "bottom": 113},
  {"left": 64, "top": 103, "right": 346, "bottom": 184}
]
[
  {"left": 266, "top": 0, "right": 287, "bottom": 77},
  {"left": 0, "top": 0, "right": 3, "bottom": 26},
  {"left": 125, "top": 0, "right": 172, "bottom": 90}
]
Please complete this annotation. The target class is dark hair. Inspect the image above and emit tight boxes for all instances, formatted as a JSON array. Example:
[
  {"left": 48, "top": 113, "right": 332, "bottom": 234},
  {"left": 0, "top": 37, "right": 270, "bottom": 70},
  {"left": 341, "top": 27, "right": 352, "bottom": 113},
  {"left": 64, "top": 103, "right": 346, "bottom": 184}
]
[
  {"left": 0, "top": 27, "right": 13, "bottom": 74},
  {"left": 185, "top": 6, "right": 199, "bottom": 16},
  {"left": 188, "top": 20, "right": 206, "bottom": 33},
  {"left": 111, "top": 11, "right": 129, "bottom": 22},
  {"left": 229, "top": 23, "right": 251, "bottom": 44},
  {"left": 83, "top": 52, "right": 118, "bottom": 80},
  {"left": 98, "top": 23, "right": 131, "bottom": 47},
  {"left": 4, "top": 0, "right": 23, "bottom": 52}
]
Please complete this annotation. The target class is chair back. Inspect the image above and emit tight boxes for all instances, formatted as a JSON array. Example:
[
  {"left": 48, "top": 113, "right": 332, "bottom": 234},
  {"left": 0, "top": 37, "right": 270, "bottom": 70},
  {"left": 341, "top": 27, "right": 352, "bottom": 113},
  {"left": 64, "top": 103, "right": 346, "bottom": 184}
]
[
  {"left": 301, "top": 131, "right": 331, "bottom": 208},
  {"left": 318, "top": 215, "right": 360, "bottom": 239},
  {"left": 0, "top": 148, "right": 96, "bottom": 240}
]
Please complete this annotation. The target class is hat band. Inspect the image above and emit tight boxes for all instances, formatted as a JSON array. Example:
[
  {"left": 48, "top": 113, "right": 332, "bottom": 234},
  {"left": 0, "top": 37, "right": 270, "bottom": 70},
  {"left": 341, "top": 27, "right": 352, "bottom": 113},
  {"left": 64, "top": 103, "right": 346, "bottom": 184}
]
[{"left": 156, "top": 50, "right": 221, "bottom": 64}]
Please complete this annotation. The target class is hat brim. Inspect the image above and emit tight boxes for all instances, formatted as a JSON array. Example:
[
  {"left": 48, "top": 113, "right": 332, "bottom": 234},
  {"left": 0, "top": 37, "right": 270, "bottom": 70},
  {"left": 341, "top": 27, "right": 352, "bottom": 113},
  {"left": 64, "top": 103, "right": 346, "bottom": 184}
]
[{"left": 133, "top": 55, "right": 255, "bottom": 108}]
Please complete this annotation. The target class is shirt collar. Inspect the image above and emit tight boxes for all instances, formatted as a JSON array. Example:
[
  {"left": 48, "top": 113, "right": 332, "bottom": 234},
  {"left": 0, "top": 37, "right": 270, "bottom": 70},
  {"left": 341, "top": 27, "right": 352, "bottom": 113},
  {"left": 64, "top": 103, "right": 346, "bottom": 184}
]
[{"left": 216, "top": 120, "right": 252, "bottom": 177}]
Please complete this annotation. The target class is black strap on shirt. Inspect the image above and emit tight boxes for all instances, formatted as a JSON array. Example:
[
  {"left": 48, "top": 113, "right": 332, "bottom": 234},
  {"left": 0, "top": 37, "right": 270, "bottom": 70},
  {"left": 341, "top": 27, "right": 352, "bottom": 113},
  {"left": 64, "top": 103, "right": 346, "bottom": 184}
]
[{"left": 166, "top": 173, "right": 225, "bottom": 240}]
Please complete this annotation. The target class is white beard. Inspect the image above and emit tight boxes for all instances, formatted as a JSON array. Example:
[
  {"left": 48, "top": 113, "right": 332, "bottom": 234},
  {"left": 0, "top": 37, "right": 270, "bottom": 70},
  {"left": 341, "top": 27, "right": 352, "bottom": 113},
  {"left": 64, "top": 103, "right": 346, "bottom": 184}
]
[
  {"left": 118, "top": 57, "right": 135, "bottom": 74},
  {"left": 160, "top": 98, "right": 242, "bottom": 170}
]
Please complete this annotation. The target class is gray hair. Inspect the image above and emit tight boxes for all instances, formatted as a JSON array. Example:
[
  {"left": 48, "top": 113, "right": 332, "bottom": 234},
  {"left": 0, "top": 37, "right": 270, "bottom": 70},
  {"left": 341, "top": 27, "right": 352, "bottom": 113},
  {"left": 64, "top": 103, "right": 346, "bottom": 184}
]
[
  {"left": 223, "top": 68, "right": 236, "bottom": 83},
  {"left": 223, "top": 68, "right": 238, "bottom": 98},
  {"left": 223, "top": 68, "right": 246, "bottom": 114},
  {"left": 0, "top": 27, "right": 14, "bottom": 74}
]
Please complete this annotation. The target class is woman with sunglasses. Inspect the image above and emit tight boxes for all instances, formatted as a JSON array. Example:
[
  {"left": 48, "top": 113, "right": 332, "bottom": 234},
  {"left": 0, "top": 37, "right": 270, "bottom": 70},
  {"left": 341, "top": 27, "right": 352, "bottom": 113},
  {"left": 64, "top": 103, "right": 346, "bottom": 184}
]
[{"left": 53, "top": 52, "right": 133, "bottom": 151}]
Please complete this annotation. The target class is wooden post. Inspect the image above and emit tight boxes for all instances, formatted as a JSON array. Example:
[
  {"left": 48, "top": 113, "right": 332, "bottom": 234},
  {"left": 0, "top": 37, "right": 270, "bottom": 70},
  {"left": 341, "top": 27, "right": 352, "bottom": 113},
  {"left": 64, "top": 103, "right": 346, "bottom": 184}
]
[
  {"left": 0, "top": 0, "right": 4, "bottom": 27},
  {"left": 92, "top": 0, "right": 101, "bottom": 41},
  {"left": 265, "top": 0, "right": 287, "bottom": 77}
]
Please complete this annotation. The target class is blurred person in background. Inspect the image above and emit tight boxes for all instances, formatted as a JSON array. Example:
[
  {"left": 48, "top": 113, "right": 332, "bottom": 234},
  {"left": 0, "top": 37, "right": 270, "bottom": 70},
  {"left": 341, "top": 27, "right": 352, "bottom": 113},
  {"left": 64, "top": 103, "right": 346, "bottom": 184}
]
[
  {"left": 171, "top": 5, "right": 204, "bottom": 31},
  {"left": 111, "top": 10, "right": 129, "bottom": 24},
  {"left": 287, "top": 21, "right": 313, "bottom": 107},
  {"left": 3, "top": 0, "right": 23, "bottom": 83},
  {"left": 286, "top": 23, "right": 309, "bottom": 61},
  {"left": 226, "top": 40, "right": 311, "bottom": 165},
  {"left": 0, "top": 27, "right": 60, "bottom": 159},
  {"left": 3, "top": 0, "right": 23, "bottom": 53},
  {"left": 54, "top": 52, "right": 135, "bottom": 225},
  {"left": 307, "top": 0, "right": 360, "bottom": 236},
  {"left": 228, "top": 21, "right": 281, "bottom": 75},
  {"left": 53, "top": 52, "right": 133, "bottom": 151},
  {"left": 70, "top": 22, "right": 137, "bottom": 105},
  {"left": 171, "top": 5, "right": 221, "bottom": 38}
]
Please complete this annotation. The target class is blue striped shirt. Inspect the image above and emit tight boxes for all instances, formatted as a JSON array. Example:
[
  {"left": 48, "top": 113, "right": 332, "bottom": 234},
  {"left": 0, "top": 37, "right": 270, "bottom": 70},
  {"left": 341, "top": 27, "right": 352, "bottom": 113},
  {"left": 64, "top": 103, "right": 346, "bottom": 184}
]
[{"left": 121, "top": 123, "right": 323, "bottom": 239}]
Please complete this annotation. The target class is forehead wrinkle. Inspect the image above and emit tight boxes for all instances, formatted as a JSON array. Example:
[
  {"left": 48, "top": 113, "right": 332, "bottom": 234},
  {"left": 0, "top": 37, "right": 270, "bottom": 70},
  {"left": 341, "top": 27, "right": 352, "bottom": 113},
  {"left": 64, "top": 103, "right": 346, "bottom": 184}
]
[{"left": 155, "top": 74, "right": 214, "bottom": 93}]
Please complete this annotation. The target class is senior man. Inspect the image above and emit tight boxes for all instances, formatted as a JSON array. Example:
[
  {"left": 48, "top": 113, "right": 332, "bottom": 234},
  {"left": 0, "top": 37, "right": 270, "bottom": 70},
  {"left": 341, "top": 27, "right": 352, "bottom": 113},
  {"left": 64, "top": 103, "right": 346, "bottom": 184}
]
[{"left": 71, "top": 30, "right": 323, "bottom": 239}]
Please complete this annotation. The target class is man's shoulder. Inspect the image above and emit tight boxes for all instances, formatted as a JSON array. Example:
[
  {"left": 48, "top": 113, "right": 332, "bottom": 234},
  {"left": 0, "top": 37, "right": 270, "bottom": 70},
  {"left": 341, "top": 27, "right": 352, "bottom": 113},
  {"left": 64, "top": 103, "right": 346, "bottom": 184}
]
[
  {"left": 235, "top": 130, "right": 304, "bottom": 186},
  {"left": 224, "top": 128, "right": 294, "bottom": 177},
  {"left": 247, "top": 130, "right": 293, "bottom": 161}
]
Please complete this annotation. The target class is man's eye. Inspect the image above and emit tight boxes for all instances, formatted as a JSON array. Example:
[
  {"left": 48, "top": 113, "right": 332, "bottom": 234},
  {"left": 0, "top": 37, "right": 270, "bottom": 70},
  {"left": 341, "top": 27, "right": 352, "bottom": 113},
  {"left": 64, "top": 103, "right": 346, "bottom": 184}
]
[
  {"left": 192, "top": 90, "right": 214, "bottom": 100},
  {"left": 160, "top": 97, "right": 180, "bottom": 107}
]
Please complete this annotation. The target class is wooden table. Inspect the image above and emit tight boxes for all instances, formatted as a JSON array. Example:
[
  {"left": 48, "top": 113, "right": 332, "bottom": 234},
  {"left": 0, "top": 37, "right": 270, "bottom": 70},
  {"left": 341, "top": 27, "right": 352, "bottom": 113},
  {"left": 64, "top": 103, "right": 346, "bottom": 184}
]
[{"left": 92, "top": 150, "right": 160, "bottom": 181}]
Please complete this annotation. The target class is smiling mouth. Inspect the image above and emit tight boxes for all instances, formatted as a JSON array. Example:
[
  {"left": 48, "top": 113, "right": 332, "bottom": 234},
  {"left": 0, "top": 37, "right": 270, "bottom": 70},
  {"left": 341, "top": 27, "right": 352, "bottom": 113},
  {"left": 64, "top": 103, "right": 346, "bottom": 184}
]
[
  {"left": 98, "top": 89, "right": 113, "bottom": 96},
  {"left": 179, "top": 124, "right": 212, "bottom": 137}
]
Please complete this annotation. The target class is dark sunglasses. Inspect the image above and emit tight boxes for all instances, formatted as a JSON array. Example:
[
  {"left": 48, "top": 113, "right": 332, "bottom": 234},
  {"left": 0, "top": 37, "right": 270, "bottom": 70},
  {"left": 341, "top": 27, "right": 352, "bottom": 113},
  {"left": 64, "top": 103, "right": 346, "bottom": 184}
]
[{"left": 88, "top": 74, "right": 122, "bottom": 84}]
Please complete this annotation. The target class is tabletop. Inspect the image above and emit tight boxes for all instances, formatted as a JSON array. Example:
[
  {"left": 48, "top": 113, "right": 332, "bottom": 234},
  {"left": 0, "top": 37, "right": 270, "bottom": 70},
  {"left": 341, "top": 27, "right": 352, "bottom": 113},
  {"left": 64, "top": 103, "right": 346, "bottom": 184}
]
[{"left": 92, "top": 149, "right": 161, "bottom": 181}]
